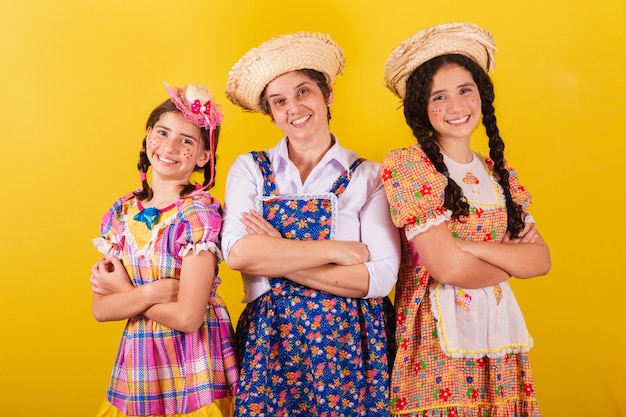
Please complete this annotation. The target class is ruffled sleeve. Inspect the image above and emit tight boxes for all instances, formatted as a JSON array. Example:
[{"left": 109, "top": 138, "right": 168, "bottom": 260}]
[
  {"left": 174, "top": 192, "right": 223, "bottom": 261},
  {"left": 380, "top": 144, "right": 451, "bottom": 240},
  {"left": 92, "top": 193, "right": 135, "bottom": 258}
]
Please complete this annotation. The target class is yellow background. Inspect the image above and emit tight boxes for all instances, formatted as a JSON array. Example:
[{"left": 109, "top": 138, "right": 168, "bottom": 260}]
[{"left": 1, "top": 0, "right": 624, "bottom": 415}]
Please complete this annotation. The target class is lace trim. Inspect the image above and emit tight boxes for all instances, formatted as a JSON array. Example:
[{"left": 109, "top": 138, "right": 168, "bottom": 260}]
[
  {"left": 178, "top": 241, "right": 223, "bottom": 262},
  {"left": 405, "top": 210, "right": 452, "bottom": 241},
  {"left": 92, "top": 237, "right": 122, "bottom": 259}
]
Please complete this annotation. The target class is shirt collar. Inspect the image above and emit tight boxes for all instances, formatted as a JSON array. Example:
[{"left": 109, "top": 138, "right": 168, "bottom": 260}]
[{"left": 273, "top": 135, "right": 351, "bottom": 172}]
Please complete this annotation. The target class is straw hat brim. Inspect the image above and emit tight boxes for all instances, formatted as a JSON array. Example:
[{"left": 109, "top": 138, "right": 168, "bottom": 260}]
[
  {"left": 384, "top": 22, "right": 496, "bottom": 99},
  {"left": 226, "top": 32, "right": 345, "bottom": 113}
]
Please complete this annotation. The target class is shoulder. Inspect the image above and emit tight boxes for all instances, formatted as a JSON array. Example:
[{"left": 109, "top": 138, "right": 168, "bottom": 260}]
[
  {"left": 382, "top": 144, "right": 429, "bottom": 166},
  {"left": 103, "top": 192, "right": 136, "bottom": 218},
  {"left": 178, "top": 192, "right": 222, "bottom": 217},
  {"left": 98, "top": 192, "right": 136, "bottom": 236},
  {"left": 380, "top": 144, "right": 437, "bottom": 183}
]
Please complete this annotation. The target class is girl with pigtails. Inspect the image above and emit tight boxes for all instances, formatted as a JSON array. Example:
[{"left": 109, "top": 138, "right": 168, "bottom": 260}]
[
  {"left": 89, "top": 84, "right": 238, "bottom": 417},
  {"left": 381, "top": 23, "right": 551, "bottom": 416}
]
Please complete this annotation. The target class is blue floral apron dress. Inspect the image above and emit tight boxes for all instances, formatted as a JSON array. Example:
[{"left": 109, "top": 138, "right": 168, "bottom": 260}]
[{"left": 234, "top": 151, "right": 392, "bottom": 417}]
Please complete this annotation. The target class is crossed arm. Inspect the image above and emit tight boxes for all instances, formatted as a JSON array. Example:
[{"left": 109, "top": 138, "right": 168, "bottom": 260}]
[
  {"left": 90, "top": 250, "right": 217, "bottom": 333},
  {"left": 227, "top": 210, "right": 372, "bottom": 298},
  {"left": 414, "top": 221, "right": 551, "bottom": 288}
]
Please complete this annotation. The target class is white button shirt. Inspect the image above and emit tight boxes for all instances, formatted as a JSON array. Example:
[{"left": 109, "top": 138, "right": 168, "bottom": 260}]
[{"left": 221, "top": 137, "right": 400, "bottom": 302}]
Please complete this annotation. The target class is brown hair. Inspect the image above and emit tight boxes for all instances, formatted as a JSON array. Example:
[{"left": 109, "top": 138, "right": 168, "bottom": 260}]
[
  {"left": 133, "top": 99, "right": 220, "bottom": 201},
  {"left": 403, "top": 54, "right": 525, "bottom": 237}
]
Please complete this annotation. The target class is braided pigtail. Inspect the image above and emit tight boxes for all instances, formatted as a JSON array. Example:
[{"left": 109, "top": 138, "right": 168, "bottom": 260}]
[
  {"left": 480, "top": 84, "right": 525, "bottom": 237},
  {"left": 180, "top": 124, "right": 220, "bottom": 197},
  {"left": 203, "top": 125, "right": 220, "bottom": 190},
  {"left": 133, "top": 136, "right": 153, "bottom": 201},
  {"left": 404, "top": 58, "right": 469, "bottom": 220}
]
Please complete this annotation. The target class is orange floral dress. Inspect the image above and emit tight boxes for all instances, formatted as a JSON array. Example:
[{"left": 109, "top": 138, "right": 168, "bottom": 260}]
[{"left": 380, "top": 144, "right": 541, "bottom": 417}]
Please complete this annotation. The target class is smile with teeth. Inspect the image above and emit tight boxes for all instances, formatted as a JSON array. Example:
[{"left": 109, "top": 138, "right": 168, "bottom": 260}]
[
  {"left": 291, "top": 115, "right": 311, "bottom": 126},
  {"left": 157, "top": 154, "right": 178, "bottom": 164},
  {"left": 446, "top": 115, "right": 470, "bottom": 125}
]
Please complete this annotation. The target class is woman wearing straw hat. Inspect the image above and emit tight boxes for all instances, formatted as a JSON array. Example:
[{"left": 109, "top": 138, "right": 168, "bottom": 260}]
[
  {"left": 222, "top": 32, "right": 401, "bottom": 416},
  {"left": 380, "top": 23, "right": 551, "bottom": 415}
]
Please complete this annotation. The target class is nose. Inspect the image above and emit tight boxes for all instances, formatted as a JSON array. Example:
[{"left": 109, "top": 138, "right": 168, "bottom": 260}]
[
  {"left": 447, "top": 96, "right": 463, "bottom": 113},
  {"left": 161, "top": 137, "right": 179, "bottom": 153},
  {"left": 286, "top": 100, "right": 299, "bottom": 115}
]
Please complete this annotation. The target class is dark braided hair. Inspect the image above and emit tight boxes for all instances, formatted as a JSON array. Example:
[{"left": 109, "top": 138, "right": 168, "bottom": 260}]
[
  {"left": 133, "top": 99, "right": 220, "bottom": 201},
  {"left": 403, "top": 54, "right": 525, "bottom": 237}
]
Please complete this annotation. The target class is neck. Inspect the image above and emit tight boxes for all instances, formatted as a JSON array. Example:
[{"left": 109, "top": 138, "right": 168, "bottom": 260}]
[
  {"left": 145, "top": 177, "right": 186, "bottom": 208},
  {"left": 287, "top": 134, "right": 334, "bottom": 183},
  {"left": 436, "top": 137, "right": 473, "bottom": 164}
]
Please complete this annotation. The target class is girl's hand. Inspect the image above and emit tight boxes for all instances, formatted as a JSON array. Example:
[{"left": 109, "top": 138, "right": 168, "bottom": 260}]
[
  {"left": 242, "top": 210, "right": 282, "bottom": 238},
  {"left": 145, "top": 279, "right": 180, "bottom": 304},
  {"left": 90, "top": 256, "right": 133, "bottom": 295},
  {"left": 503, "top": 222, "right": 538, "bottom": 244}
]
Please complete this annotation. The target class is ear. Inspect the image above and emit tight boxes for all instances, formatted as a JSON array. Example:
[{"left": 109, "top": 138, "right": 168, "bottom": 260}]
[
  {"left": 195, "top": 148, "right": 211, "bottom": 168},
  {"left": 327, "top": 88, "right": 334, "bottom": 106}
]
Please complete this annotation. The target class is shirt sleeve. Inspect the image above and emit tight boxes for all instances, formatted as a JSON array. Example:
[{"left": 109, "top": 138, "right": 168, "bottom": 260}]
[
  {"left": 380, "top": 145, "right": 451, "bottom": 242},
  {"left": 92, "top": 193, "right": 134, "bottom": 258},
  {"left": 358, "top": 162, "right": 401, "bottom": 299},
  {"left": 221, "top": 153, "right": 262, "bottom": 262},
  {"left": 174, "top": 193, "right": 223, "bottom": 260}
]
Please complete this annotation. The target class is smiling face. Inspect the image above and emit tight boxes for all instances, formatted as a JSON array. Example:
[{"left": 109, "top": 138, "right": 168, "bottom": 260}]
[
  {"left": 145, "top": 111, "right": 210, "bottom": 184},
  {"left": 427, "top": 63, "right": 482, "bottom": 143},
  {"left": 264, "top": 70, "right": 333, "bottom": 144}
]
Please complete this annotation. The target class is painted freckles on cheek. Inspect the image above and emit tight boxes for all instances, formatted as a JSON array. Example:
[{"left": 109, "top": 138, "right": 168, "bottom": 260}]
[
  {"left": 182, "top": 151, "right": 192, "bottom": 160},
  {"left": 431, "top": 106, "right": 443, "bottom": 116}
]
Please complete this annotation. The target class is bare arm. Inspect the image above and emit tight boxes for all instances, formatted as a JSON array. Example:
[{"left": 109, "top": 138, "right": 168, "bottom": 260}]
[
  {"left": 227, "top": 210, "right": 369, "bottom": 276},
  {"left": 90, "top": 257, "right": 179, "bottom": 322},
  {"left": 231, "top": 210, "right": 370, "bottom": 297},
  {"left": 412, "top": 223, "right": 511, "bottom": 288},
  {"left": 455, "top": 223, "right": 551, "bottom": 278},
  {"left": 284, "top": 264, "right": 369, "bottom": 298},
  {"left": 142, "top": 250, "right": 217, "bottom": 333}
]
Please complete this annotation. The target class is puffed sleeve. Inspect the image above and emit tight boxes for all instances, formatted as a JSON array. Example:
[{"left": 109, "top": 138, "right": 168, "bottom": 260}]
[
  {"left": 380, "top": 144, "right": 451, "bottom": 241},
  {"left": 174, "top": 192, "right": 223, "bottom": 261},
  {"left": 92, "top": 193, "right": 134, "bottom": 258}
]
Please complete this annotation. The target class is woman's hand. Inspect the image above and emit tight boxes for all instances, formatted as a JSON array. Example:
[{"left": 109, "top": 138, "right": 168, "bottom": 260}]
[
  {"left": 331, "top": 241, "right": 370, "bottom": 265},
  {"left": 242, "top": 210, "right": 282, "bottom": 237},
  {"left": 242, "top": 209, "right": 369, "bottom": 265}
]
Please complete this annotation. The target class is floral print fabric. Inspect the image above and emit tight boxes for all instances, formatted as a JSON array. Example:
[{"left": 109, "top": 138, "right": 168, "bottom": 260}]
[
  {"left": 380, "top": 145, "right": 540, "bottom": 417},
  {"left": 233, "top": 152, "right": 392, "bottom": 417}
]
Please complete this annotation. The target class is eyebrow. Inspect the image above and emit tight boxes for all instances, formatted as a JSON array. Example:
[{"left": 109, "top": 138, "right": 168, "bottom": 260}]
[
  {"left": 154, "top": 124, "right": 198, "bottom": 141},
  {"left": 430, "top": 82, "right": 476, "bottom": 98},
  {"left": 267, "top": 81, "right": 312, "bottom": 99}
]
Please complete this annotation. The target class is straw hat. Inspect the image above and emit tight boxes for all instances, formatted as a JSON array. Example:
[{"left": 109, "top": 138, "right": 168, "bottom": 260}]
[
  {"left": 165, "top": 82, "right": 223, "bottom": 132},
  {"left": 384, "top": 22, "right": 496, "bottom": 99},
  {"left": 226, "top": 32, "right": 345, "bottom": 113}
]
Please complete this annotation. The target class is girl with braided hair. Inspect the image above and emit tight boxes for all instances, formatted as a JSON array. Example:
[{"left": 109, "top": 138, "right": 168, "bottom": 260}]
[
  {"left": 89, "top": 83, "right": 238, "bottom": 417},
  {"left": 381, "top": 23, "right": 551, "bottom": 416}
]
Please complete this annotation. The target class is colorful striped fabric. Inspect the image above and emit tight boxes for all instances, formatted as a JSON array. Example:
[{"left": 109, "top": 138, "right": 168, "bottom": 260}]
[{"left": 94, "top": 192, "right": 238, "bottom": 416}]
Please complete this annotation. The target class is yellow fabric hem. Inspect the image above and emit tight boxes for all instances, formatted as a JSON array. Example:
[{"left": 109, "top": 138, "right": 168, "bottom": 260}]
[{"left": 94, "top": 397, "right": 234, "bottom": 417}]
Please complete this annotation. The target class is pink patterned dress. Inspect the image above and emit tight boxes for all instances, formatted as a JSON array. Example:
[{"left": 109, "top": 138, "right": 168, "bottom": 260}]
[
  {"left": 380, "top": 144, "right": 540, "bottom": 417},
  {"left": 93, "top": 192, "right": 239, "bottom": 417}
]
